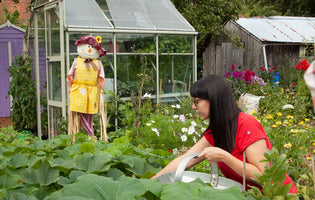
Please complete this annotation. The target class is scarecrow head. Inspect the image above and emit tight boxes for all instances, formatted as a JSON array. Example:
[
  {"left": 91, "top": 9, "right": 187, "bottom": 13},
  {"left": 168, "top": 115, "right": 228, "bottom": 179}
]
[{"left": 75, "top": 35, "right": 106, "bottom": 59}]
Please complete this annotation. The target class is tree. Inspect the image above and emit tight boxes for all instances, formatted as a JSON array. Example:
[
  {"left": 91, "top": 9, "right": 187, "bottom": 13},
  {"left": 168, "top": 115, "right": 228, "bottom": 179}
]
[{"left": 171, "top": 0, "right": 241, "bottom": 54}]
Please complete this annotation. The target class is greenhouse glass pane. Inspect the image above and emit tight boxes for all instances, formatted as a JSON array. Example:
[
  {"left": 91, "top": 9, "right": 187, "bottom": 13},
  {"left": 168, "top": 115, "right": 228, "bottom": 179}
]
[
  {"left": 116, "top": 34, "right": 155, "bottom": 53},
  {"left": 106, "top": 0, "right": 195, "bottom": 31},
  {"left": 159, "top": 55, "right": 193, "bottom": 94},
  {"left": 48, "top": 62, "right": 62, "bottom": 101},
  {"left": 117, "top": 55, "right": 156, "bottom": 97},
  {"left": 49, "top": 106, "right": 62, "bottom": 137},
  {"left": 64, "top": 0, "right": 113, "bottom": 29}
]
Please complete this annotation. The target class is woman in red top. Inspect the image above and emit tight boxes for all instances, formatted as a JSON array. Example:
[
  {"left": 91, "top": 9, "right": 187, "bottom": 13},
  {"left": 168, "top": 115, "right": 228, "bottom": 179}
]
[{"left": 151, "top": 75, "right": 297, "bottom": 193}]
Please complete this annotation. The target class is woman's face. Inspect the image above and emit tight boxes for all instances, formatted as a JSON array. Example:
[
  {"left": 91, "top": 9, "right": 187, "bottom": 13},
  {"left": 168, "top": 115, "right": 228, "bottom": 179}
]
[{"left": 192, "top": 98, "right": 210, "bottom": 120}]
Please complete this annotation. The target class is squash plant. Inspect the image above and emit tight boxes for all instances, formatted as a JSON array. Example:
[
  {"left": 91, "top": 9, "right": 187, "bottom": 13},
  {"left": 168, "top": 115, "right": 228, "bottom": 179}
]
[{"left": 0, "top": 129, "right": 246, "bottom": 200}]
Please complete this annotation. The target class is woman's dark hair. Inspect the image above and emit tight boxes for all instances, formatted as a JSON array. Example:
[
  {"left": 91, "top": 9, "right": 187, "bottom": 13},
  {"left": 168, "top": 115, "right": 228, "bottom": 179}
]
[{"left": 190, "top": 75, "right": 241, "bottom": 153}]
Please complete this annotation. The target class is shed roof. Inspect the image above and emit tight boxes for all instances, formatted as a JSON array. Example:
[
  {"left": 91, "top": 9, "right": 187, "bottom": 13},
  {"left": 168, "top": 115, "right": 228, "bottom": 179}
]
[
  {"left": 235, "top": 16, "right": 315, "bottom": 43},
  {"left": 0, "top": 20, "right": 25, "bottom": 32}
]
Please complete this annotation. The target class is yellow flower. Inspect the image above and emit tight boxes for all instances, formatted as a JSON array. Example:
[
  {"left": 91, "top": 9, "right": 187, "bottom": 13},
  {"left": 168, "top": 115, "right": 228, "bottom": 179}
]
[
  {"left": 96, "top": 36, "right": 102, "bottom": 43},
  {"left": 307, "top": 157, "right": 312, "bottom": 161},
  {"left": 271, "top": 124, "right": 277, "bottom": 128},
  {"left": 304, "top": 118, "right": 310, "bottom": 122},
  {"left": 289, "top": 129, "right": 298, "bottom": 133},
  {"left": 298, "top": 121, "right": 304, "bottom": 125},
  {"left": 283, "top": 143, "right": 292, "bottom": 148},
  {"left": 312, "top": 142, "right": 315, "bottom": 146},
  {"left": 277, "top": 112, "right": 283, "bottom": 117},
  {"left": 276, "top": 121, "right": 282, "bottom": 125},
  {"left": 275, "top": 81, "right": 279, "bottom": 85},
  {"left": 250, "top": 110, "right": 256, "bottom": 115},
  {"left": 266, "top": 115, "right": 273, "bottom": 119},
  {"left": 287, "top": 115, "right": 294, "bottom": 119}
]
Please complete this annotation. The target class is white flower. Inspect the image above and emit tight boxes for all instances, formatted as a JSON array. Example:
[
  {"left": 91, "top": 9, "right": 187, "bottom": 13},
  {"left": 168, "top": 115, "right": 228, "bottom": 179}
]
[
  {"left": 191, "top": 121, "right": 197, "bottom": 127},
  {"left": 179, "top": 114, "right": 185, "bottom": 122},
  {"left": 173, "top": 115, "right": 179, "bottom": 119},
  {"left": 181, "top": 127, "right": 188, "bottom": 133},
  {"left": 201, "top": 127, "right": 206, "bottom": 132},
  {"left": 143, "top": 93, "right": 151, "bottom": 98},
  {"left": 282, "top": 104, "right": 294, "bottom": 110},
  {"left": 171, "top": 105, "right": 176, "bottom": 108},
  {"left": 188, "top": 126, "right": 195, "bottom": 135},
  {"left": 193, "top": 137, "right": 197, "bottom": 143},
  {"left": 181, "top": 135, "right": 187, "bottom": 142},
  {"left": 151, "top": 120, "right": 155, "bottom": 123},
  {"left": 146, "top": 123, "right": 152, "bottom": 126},
  {"left": 176, "top": 104, "right": 181, "bottom": 108},
  {"left": 152, "top": 128, "right": 159, "bottom": 136}
]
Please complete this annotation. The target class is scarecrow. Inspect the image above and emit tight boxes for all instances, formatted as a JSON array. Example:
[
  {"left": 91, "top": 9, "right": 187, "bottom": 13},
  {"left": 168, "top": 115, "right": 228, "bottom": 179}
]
[{"left": 67, "top": 35, "right": 108, "bottom": 141}]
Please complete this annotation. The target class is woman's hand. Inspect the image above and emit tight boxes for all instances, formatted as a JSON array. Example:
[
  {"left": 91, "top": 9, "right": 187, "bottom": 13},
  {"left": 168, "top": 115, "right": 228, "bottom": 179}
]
[{"left": 198, "top": 147, "right": 229, "bottom": 163}]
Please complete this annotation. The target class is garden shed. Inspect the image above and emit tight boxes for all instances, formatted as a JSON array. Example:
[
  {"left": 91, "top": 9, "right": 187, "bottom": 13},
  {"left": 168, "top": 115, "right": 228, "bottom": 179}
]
[
  {"left": 0, "top": 21, "right": 25, "bottom": 118},
  {"left": 27, "top": 0, "right": 198, "bottom": 138},
  {"left": 203, "top": 16, "right": 315, "bottom": 76}
]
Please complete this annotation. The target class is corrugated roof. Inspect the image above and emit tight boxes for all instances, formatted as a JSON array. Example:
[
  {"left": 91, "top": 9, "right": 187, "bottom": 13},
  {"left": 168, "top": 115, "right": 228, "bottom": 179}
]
[{"left": 236, "top": 16, "right": 315, "bottom": 43}]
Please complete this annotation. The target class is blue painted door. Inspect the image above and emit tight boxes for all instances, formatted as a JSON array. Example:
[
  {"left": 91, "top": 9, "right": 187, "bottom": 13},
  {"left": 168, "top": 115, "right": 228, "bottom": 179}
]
[{"left": 0, "top": 42, "right": 10, "bottom": 117}]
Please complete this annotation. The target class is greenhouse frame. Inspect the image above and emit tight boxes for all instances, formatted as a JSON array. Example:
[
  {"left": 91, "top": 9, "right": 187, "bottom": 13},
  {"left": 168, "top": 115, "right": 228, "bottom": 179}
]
[{"left": 27, "top": 0, "right": 198, "bottom": 138}]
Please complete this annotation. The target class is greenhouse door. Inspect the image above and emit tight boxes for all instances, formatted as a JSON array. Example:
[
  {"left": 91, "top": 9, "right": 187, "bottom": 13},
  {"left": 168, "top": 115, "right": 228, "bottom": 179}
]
[{"left": 45, "top": 2, "right": 66, "bottom": 138}]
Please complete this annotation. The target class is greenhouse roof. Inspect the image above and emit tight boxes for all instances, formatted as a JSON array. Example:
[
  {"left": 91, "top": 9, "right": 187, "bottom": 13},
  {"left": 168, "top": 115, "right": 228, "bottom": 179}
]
[{"left": 63, "top": 0, "right": 196, "bottom": 32}]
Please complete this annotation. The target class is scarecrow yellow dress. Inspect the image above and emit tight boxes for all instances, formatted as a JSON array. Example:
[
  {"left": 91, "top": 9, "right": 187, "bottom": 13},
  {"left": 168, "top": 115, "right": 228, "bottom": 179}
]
[{"left": 69, "top": 57, "right": 101, "bottom": 114}]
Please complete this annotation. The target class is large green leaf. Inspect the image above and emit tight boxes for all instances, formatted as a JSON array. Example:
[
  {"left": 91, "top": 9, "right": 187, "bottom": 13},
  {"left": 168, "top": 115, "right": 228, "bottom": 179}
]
[
  {"left": 7, "top": 153, "right": 29, "bottom": 168},
  {"left": 160, "top": 181, "right": 245, "bottom": 200},
  {"left": 122, "top": 155, "right": 159, "bottom": 177},
  {"left": 20, "top": 158, "right": 59, "bottom": 186},
  {"left": 44, "top": 174, "right": 146, "bottom": 200},
  {"left": 78, "top": 142, "right": 96, "bottom": 154},
  {"left": 6, "top": 192, "right": 38, "bottom": 200},
  {"left": 74, "top": 152, "right": 112, "bottom": 173},
  {"left": 50, "top": 157, "right": 76, "bottom": 170},
  {"left": 0, "top": 173, "right": 23, "bottom": 189}
]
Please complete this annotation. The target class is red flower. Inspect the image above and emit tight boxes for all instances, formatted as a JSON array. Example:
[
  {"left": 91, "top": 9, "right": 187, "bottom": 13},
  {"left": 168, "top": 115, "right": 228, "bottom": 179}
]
[
  {"left": 292, "top": 83, "right": 296, "bottom": 87},
  {"left": 259, "top": 66, "right": 266, "bottom": 71},
  {"left": 244, "top": 69, "right": 254, "bottom": 82},
  {"left": 231, "top": 64, "right": 235, "bottom": 71},
  {"left": 295, "top": 59, "right": 310, "bottom": 71},
  {"left": 167, "top": 150, "right": 172, "bottom": 153}
]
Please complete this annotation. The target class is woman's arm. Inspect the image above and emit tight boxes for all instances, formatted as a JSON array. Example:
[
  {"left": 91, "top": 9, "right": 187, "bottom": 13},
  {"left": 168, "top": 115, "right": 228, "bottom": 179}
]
[
  {"left": 199, "top": 139, "right": 268, "bottom": 183},
  {"left": 151, "top": 136, "right": 211, "bottom": 179}
]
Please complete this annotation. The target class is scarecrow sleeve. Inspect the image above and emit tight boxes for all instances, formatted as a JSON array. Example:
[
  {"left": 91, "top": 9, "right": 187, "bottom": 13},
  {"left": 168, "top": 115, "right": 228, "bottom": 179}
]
[
  {"left": 98, "top": 60, "right": 105, "bottom": 91},
  {"left": 67, "top": 58, "right": 78, "bottom": 92}
]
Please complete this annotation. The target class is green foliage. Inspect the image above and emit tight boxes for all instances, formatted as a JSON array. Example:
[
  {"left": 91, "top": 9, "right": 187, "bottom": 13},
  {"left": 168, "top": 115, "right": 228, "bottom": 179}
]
[
  {"left": 246, "top": 149, "right": 299, "bottom": 199},
  {"left": 240, "top": 0, "right": 315, "bottom": 17},
  {"left": 132, "top": 99, "right": 206, "bottom": 151},
  {"left": 171, "top": 0, "right": 241, "bottom": 53},
  {"left": 0, "top": 128, "right": 246, "bottom": 199},
  {"left": 7, "top": 55, "right": 37, "bottom": 132}
]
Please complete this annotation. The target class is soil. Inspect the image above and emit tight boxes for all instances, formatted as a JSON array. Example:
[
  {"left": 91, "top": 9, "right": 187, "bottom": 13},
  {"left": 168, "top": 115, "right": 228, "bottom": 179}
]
[{"left": 0, "top": 117, "right": 13, "bottom": 128}]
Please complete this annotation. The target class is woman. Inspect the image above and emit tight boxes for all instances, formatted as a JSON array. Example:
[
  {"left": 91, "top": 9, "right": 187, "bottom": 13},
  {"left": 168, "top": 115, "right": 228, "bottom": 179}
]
[{"left": 151, "top": 75, "right": 297, "bottom": 193}]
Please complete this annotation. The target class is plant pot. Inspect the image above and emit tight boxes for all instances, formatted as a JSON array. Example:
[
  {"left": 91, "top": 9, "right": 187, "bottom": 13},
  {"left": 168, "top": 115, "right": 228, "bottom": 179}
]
[{"left": 108, "top": 41, "right": 120, "bottom": 53}]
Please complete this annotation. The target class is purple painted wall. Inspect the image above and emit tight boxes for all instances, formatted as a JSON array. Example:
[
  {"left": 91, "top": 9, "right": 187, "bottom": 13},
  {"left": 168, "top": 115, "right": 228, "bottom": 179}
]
[{"left": 0, "top": 21, "right": 25, "bottom": 117}]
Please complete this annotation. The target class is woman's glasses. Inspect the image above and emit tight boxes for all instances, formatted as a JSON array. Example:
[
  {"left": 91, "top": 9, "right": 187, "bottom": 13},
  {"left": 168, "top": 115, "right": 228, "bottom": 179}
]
[{"left": 193, "top": 98, "right": 205, "bottom": 107}]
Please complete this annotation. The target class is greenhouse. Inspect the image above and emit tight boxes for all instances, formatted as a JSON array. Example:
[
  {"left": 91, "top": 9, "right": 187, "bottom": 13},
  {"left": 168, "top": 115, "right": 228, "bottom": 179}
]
[{"left": 27, "top": 0, "right": 198, "bottom": 138}]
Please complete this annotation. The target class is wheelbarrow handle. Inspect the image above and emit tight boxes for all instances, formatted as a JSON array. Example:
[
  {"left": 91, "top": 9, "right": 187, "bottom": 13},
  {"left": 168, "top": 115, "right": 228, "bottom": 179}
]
[{"left": 174, "top": 153, "right": 219, "bottom": 187}]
